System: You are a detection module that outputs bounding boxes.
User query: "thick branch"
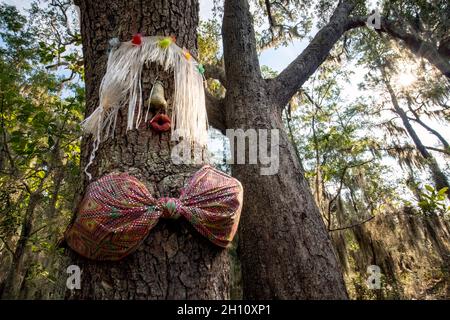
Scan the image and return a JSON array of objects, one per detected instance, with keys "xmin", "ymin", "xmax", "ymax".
[
  {"xmin": 205, "ymin": 91, "xmax": 226, "ymax": 134},
  {"xmin": 222, "ymin": 0, "xmax": 262, "ymax": 89},
  {"xmin": 346, "ymin": 16, "xmax": 450, "ymax": 79},
  {"xmin": 408, "ymin": 116, "xmax": 450, "ymax": 148},
  {"xmin": 406, "ymin": 101, "xmax": 450, "ymax": 150},
  {"xmin": 264, "ymin": 0, "xmax": 276, "ymax": 36},
  {"xmin": 270, "ymin": 0, "xmax": 356, "ymax": 108}
]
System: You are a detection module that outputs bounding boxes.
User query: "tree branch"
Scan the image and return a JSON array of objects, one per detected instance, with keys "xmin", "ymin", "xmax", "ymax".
[
  {"xmin": 346, "ymin": 15, "xmax": 450, "ymax": 79},
  {"xmin": 406, "ymin": 101, "xmax": 450, "ymax": 150},
  {"xmin": 264, "ymin": 0, "xmax": 276, "ymax": 36},
  {"xmin": 379, "ymin": 144, "xmax": 450, "ymax": 156},
  {"xmin": 327, "ymin": 158, "xmax": 374, "ymax": 230},
  {"xmin": 222, "ymin": 0, "xmax": 262, "ymax": 89},
  {"xmin": 328, "ymin": 215, "xmax": 375, "ymax": 232},
  {"xmin": 425, "ymin": 146, "xmax": 450, "ymax": 156},
  {"xmin": 269, "ymin": 0, "xmax": 357, "ymax": 109}
]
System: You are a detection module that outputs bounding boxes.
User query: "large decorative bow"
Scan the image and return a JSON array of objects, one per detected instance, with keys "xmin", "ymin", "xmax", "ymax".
[{"xmin": 64, "ymin": 165, "xmax": 243, "ymax": 260}]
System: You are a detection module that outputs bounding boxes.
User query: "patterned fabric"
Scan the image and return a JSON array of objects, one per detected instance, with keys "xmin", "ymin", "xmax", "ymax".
[{"xmin": 65, "ymin": 165, "xmax": 243, "ymax": 260}]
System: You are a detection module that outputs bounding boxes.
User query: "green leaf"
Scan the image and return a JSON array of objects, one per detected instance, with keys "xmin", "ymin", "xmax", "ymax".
[{"xmin": 437, "ymin": 187, "xmax": 448, "ymax": 196}]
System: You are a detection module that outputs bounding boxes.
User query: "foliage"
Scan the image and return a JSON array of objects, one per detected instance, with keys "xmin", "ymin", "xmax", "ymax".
[
  {"xmin": 285, "ymin": 54, "xmax": 401, "ymax": 231},
  {"xmin": 198, "ymin": 19, "xmax": 222, "ymax": 64},
  {"xmin": 0, "ymin": 1, "xmax": 83, "ymax": 297},
  {"xmin": 416, "ymin": 185, "xmax": 450, "ymax": 216}
]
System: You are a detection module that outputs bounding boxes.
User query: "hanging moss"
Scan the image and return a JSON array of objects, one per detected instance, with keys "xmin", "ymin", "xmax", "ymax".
[{"xmin": 332, "ymin": 207, "xmax": 450, "ymax": 299}]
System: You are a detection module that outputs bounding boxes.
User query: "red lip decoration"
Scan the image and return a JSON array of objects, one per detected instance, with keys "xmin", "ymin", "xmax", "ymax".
[{"xmin": 149, "ymin": 113, "xmax": 171, "ymax": 133}]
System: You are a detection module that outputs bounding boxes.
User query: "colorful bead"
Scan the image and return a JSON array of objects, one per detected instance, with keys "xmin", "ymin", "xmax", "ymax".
[
  {"xmin": 197, "ymin": 63, "xmax": 205, "ymax": 75},
  {"xmin": 158, "ymin": 37, "xmax": 172, "ymax": 49},
  {"xmin": 131, "ymin": 33, "xmax": 142, "ymax": 45},
  {"xmin": 108, "ymin": 37, "xmax": 121, "ymax": 49}
]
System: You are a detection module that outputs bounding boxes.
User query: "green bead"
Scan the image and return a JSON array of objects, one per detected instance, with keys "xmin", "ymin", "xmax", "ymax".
[
  {"xmin": 159, "ymin": 37, "xmax": 172, "ymax": 49},
  {"xmin": 197, "ymin": 63, "xmax": 205, "ymax": 75}
]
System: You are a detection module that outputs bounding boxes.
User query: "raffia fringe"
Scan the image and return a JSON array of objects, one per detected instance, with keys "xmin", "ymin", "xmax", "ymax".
[{"xmin": 82, "ymin": 36, "xmax": 208, "ymax": 179}]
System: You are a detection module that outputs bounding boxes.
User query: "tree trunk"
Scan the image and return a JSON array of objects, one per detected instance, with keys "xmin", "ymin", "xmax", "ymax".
[
  {"xmin": 384, "ymin": 78, "xmax": 450, "ymax": 200},
  {"xmin": 230, "ymin": 106, "xmax": 348, "ymax": 299},
  {"xmin": 66, "ymin": 0, "xmax": 230, "ymax": 299},
  {"xmin": 222, "ymin": 0, "xmax": 348, "ymax": 299}
]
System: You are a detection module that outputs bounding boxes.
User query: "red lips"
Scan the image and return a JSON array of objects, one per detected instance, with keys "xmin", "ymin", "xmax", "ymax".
[{"xmin": 149, "ymin": 113, "xmax": 171, "ymax": 133}]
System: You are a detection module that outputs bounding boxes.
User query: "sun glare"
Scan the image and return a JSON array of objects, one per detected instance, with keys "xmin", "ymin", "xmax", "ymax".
[
  {"xmin": 397, "ymin": 71, "xmax": 416, "ymax": 88},
  {"xmin": 393, "ymin": 60, "xmax": 418, "ymax": 89}
]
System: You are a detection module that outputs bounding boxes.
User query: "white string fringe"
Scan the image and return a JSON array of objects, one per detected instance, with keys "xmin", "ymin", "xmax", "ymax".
[{"xmin": 82, "ymin": 36, "xmax": 208, "ymax": 179}]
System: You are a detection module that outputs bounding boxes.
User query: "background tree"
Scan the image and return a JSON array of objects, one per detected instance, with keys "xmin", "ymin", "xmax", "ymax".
[{"xmin": 355, "ymin": 31, "xmax": 450, "ymax": 200}]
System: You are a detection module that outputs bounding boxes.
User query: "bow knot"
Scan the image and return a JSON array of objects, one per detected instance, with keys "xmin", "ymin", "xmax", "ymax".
[
  {"xmin": 64, "ymin": 165, "xmax": 243, "ymax": 260},
  {"xmin": 158, "ymin": 197, "xmax": 182, "ymax": 219}
]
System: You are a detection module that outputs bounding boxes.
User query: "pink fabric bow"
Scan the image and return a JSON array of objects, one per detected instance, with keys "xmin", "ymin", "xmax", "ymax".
[{"xmin": 65, "ymin": 165, "xmax": 243, "ymax": 260}]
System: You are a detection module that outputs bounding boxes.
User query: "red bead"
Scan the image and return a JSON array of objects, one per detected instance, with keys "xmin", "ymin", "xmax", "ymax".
[{"xmin": 131, "ymin": 33, "xmax": 142, "ymax": 45}]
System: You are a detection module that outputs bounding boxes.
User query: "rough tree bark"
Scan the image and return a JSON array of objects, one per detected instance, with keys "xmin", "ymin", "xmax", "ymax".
[
  {"xmin": 66, "ymin": 0, "xmax": 230, "ymax": 299},
  {"xmin": 221, "ymin": 0, "xmax": 348, "ymax": 299}
]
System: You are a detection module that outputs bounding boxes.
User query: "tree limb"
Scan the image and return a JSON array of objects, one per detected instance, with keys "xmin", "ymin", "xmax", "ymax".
[
  {"xmin": 425, "ymin": 146, "xmax": 450, "ymax": 156},
  {"xmin": 222, "ymin": 0, "xmax": 262, "ymax": 89},
  {"xmin": 264, "ymin": 0, "xmax": 276, "ymax": 39},
  {"xmin": 327, "ymin": 158, "xmax": 375, "ymax": 230},
  {"xmin": 346, "ymin": 15, "xmax": 450, "ymax": 79},
  {"xmin": 406, "ymin": 101, "xmax": 450, "ymax": 149},
  {"xmin": 328, "ymin": 215, "xmax": 375, "ymax": 232},
  {"xmin": 270, "ymin": 0, "xmax": 357, "ymax": 108}
]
